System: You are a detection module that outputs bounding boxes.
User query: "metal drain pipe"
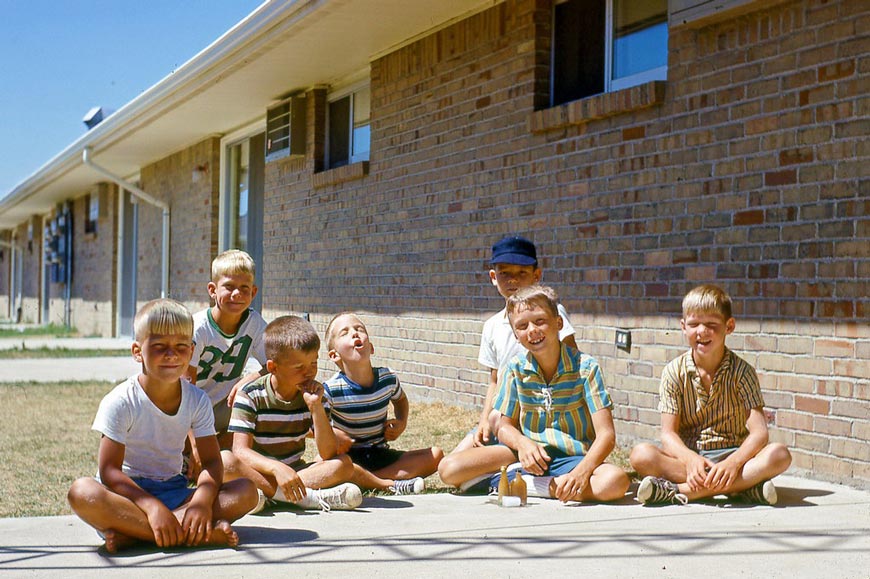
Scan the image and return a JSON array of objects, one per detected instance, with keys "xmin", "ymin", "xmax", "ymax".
[{"xmin": 82, "ymin": 147, "xmax": 169, "ymax": 298}]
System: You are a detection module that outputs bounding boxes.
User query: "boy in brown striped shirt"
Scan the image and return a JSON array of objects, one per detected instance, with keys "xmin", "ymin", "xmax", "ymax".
[
  {"xmin": 221, "ymin": 315, "xmax": 362, "ymax": 512},
  {"xmin": 629, "ymin": 285, "xmax": 791, "ymax": 505}
]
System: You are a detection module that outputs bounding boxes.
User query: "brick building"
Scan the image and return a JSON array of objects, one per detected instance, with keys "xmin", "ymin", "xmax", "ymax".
[{"xmin": 0, "ymin": 0, "xmax": 866, "ymax": 487}]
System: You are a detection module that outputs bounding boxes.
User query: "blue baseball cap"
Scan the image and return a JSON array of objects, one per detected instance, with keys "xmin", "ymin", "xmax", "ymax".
[{"xmin": 491, "ymin": 235, "xmax": 537, "ymax": 266}]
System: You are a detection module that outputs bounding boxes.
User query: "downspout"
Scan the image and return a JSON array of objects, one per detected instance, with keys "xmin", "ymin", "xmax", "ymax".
[
  {"xmin": 82, "ymin": 147, "xmax": 170, "ymax": 298},
  {"xmin": 0, "ymin": 238, "xmax": 21, "ymax": 321}
]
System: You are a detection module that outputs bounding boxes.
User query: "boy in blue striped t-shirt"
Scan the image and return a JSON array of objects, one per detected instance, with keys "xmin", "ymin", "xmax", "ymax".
[
  {"xmin": 323, "ymin": 312, "xmax": 444, "ymax": 495},
  {"xmin": 493, "ymin": 285, "xmax": 629, "ymax": 503}
]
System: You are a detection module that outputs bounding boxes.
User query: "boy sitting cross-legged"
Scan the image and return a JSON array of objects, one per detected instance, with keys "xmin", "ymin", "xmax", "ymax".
[
  {"xmin": 323, "ymin": 312, "xmax": 444, "ymax": 495},
  {"xmin": 220, "ymin": 315, "xmax": 362, "ymax": 512},
  {"xmin": 494, "ymin": 285, "xmax": 630, "ymax": 503},
  {"xmin": 439, "ymin": 235, "xmax": 578, "ymax": 491},
  {"xmin": 67, "ymin": 299, "xmax": 258, "ymax": 553},
  {"xmin": 629, "ymin": 284, "xmax": 791, "ymax": 506}
]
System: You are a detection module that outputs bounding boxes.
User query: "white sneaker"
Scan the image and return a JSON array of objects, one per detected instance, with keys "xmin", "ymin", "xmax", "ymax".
[
  {"xmin": 248, "ymin": 489, "xmax": 269, "ymax": 515},
  {"xmin": 521, "ymin": 474, "xmax": 554, "ymax": 498},
  {"xmin": 391, "ymin": 477, "xmax": 425, "ymax": 495},
  {"xmin": 295, "ymin": 483, "xmax": 362, "ymax": 512}
]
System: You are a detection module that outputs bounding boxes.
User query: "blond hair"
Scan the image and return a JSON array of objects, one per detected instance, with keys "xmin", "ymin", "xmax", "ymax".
[
  {"xmin": 682, "ymin": 284, "xmax": 733, "ymax": 320},
  {"xmin": 324, "ymin": 311, "xmax": 365, "ymax": 351},
  {"xmin": 211, "ymin": 249, "xmax": 255, "ymax": 281},
  {"xmin": 264, "ymin": 315, "xmax": 320, "ymax": 360},
  {"xmin": 133, "ymin": 298, "xmax": 193, "ymax": 342},
  {"xmin": 506, "ymin": 285, "xmax": 559, "ymax": 321}
]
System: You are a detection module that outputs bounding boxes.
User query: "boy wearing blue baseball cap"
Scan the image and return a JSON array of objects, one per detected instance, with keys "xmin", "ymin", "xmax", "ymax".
[{"xmin": 438, "ymin": 235, "xmax": 578, "ymax": 492}]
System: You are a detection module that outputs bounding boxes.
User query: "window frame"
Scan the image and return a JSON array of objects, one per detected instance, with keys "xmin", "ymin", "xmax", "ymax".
[
  {"xmin": 326, "ymin": 79, "xmax": 371, "ymax": 169},
  {"xmin": 550, "ymin": 0, "xmax": 668, "ymax": 107}
]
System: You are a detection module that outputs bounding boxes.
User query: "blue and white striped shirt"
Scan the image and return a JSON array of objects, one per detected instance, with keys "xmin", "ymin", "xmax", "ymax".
[{"xmin": 324, "ymin": 367, "xmax": 403, "ymax": 448}]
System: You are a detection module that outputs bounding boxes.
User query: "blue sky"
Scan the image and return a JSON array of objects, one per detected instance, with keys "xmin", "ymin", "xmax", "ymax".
[{"xmin": 0, "ymin": 0, "xmax": 264, "ymax": 195}]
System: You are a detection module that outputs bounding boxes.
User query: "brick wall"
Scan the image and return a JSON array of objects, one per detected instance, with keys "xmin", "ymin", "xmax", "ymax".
[
  {"xmin": 65, "ymin": 184, "xmax": 117, "ymax": 336},
  {"xmin": 138, "ymin": 137, "xmax": 221, "ymax": 312},
  {"xmin": 0, "ymin": 230, "xmax": 10, "ymax": 318},
  {"xmin": 256, "ymin": 0, "xmax": 867, "ymax": 487}
]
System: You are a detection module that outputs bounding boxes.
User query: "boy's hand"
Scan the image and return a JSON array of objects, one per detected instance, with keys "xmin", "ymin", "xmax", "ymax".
[
  {"xmin": 300, "ymin": 381, "xmax": 324, "ymax": 409},
  {"xmin": 181, "ymin": 501, "xmax": 213, "ymax": 546},
  {"xmin": 704, "ymin": 457, "xmax": 741, "ymax": 491},
  {"xmin": 334, "ymin": 428, "xmax": 355, "ymax": 454},
  {"xmin": 684, "ymin": 453, "xmax": 715, "ymax": 491},
  {"xmin": 383, "ymin": 418, "xmax": 406, "ymax": 441},
  {"xmin": 553, "ymin": 470, "xmax": 591, "ymax": 502},
  {"xmin": 275, "ymin": 464, "xmax": 307, "ymax": 503},
  {"xmin": 474, "ymin": 413, "xmax": 492, "ymax": 446},
  {"xmin": 145, "ymin": 502, "xmax": 184, "ymax": 548},
  {"xmin": 516, "ymin": 439, "xmax": 551, "ymax": 476}
]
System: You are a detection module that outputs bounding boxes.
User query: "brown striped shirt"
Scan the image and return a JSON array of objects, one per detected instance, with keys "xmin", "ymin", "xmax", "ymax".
[
  {"xmin": 229, "ymin": 375, "xmax": 327, "ymax": 468},
  {"xmin": 659, "ymin": 348, "xmax": 764, "ymax": 451}
]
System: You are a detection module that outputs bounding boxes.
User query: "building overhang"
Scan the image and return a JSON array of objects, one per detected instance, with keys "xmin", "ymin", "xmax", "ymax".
[{"xmin": 0, "ymin": 0, "xmax": 498, "ymax": 229}]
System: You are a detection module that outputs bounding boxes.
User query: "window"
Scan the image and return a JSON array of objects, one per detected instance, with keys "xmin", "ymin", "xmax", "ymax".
[
  {"xmin": 221, "ymin": 130, "xmax": 265, "ymax": 310},
  {"xmin": 85, "ymin": 192, "xmax": 99, "ymax": 234},
  {"xmin": 327, "ymin": 84, "xmax": 370, "ymax": 169},
  {"xmin": 227, "ymin": 140, "xmax": 250, "ymax": 250},
  {"xmin": 266, "ymin": 95, "xmax": 306, "ymax": 160},
  {"xmin": 551, "ymin": 0, "xmax": 667, "ymax": 107}
]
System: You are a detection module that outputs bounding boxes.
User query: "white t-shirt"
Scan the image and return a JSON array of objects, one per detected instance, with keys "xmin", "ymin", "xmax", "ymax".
[
  {"xmin": 478, "ymin": 303, "xmax": 576, "ymax": 370},
  {"xmin": 191, "ymin": 307, "xmax": 268, "ymax": 405},
  {"xmin": 92, "ymin": 375, "xmax": 215, "ymax": 480}
]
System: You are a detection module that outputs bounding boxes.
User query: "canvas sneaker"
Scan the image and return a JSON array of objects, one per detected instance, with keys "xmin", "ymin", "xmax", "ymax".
[
  {"xmin": 637, "ymin": 476, "xmax": 689, "ymax": 505},
  {"xmin": 458, "ymin": 472, "xmax": 494, "ymax": 495},
  {"xmin": 248, "ymin": 489, "xmax": 273, "ymax": 515},
  {"xmin": 296, "ymin": 483, "xmax": 363, "ymax": 512},
  {"xmin": 730, "ymin": 480, "xmax": 777, "ymax": 505},
  {"xmin": 391, "ymin": 477, "xmax": 425, "ymax": 495}
]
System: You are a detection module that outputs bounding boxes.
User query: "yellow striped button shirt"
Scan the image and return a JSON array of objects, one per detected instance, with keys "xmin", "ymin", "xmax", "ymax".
[
  {"xmin": 494, "ymin": 344, "xmax": 612, "ymax": 456},
  {"xmin": 659, "ymin": 348, "xmax": 764, "ymax": 451}
]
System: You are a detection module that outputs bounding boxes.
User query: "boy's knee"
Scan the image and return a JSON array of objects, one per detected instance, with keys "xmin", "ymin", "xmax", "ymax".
[
  {"xmin": 437, "ymin": 455, "xmax": 462, "ymax": 487},
  {"xmin": 431, "ymin": 446, "xmax": 445, "ymax": 464},
  {"xmin": 628, "ymin": 443, "xmax": 658, "ymax": 472},
  {"xmin": 335, "ymin": 453, "xmax": 355, "ymax": 477},
  {"xmin": 596, "ymin": 465, "xmax": 630, "ymax": 501},
  {"xmin": 221, "ymin": 449, "xmax": 241, "ymax": 475},
  {"xmin": 67, "ymin": 477, "xmax": 101, "ymax": 511},
  {"xmin": 768, "ymin": 443, "xmax": 792, "ymax": 473}
]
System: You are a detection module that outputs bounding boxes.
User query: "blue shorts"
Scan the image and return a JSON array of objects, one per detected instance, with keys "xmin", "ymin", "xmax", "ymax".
[
  {"xmin": 131, "ymin": 474, "xmax": 194, "ymax": 510},
  {"xmin": 700, "ymin": 447, "xmax": 739, "ymax": 463},
  {"xmin": 532, "ymin": 446, "xmax": 584, "ymax": 477}
]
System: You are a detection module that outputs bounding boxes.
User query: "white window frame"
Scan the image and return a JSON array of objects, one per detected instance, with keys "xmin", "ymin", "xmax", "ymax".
[
  {"xmin": 326, "ymin": 77, "xmax": 371, "ymax": 169},
  {"xmin": 552, "ymin": 0, "xmax": 668, "ymax": 104},
  {"xmin": 218, "ymin": 119, "xmax": 265, "ymax": 251}
]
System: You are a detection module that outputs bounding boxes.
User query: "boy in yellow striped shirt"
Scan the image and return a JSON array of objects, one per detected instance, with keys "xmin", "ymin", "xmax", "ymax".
[
  {"xmin": 493, "ymin": 285, "xmax": 629, "ymax": 503},
  {"xmin": 630, "ymin": 284, "xmax": 792, "ymax": 505}
]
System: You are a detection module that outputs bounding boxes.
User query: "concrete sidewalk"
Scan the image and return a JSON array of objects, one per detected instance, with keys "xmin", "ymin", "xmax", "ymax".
[
  {"xmin": 2, "ymin": 337, "xmax": 868, "ymax": 577},
  {"xmin": 0, "ymin": 336, "xmax": 138, "ymax": 383},
  {"xmin": 1, "ymin": 475, "xmax": 868, "ymax": 578}
]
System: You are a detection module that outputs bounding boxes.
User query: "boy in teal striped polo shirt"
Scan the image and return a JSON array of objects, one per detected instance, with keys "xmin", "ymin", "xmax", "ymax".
[{"xmin": 494, "ymin": 285, "xmax": 630, "ymax": 503}]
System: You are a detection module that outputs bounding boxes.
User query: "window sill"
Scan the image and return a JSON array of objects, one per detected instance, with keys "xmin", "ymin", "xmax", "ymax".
[
  {"xmin": 313, "ymin": 161, "xmax": 369, "ymax": 188},
  {"xmin": 528, "ymin": 81, "xmax": 666, "ymax": 134}
]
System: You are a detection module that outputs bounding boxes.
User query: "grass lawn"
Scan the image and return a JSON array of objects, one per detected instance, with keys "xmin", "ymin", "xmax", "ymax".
[
  {"xmin": 0, "ymin": 323, "xmax": 76, "ymax": 338},
  {"xmin": 0, "ymin": 381, "xmax": 632, "ymax": 518}
]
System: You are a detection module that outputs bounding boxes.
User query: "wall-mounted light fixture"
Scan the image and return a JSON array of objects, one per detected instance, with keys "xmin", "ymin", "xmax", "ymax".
[{"xmin": 192, "ymin": 162, "xmax": 209, "ymax": 183}]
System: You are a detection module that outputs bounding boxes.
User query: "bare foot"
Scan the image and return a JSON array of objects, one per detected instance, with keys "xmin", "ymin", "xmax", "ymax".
[
  {"xmin": 103, "ymin": 530, "xmax": 138, "ymax": 553},
  {"xmin": 206, "ymin": 520, "xmax": 239, "ymax": 548}
]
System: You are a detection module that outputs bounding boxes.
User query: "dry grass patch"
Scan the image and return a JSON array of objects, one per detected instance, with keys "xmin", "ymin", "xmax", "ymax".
[
  {"xmin": 1, "ymin": 383, "xmax": 631, "ymax": 517},
  {"xmin": 0, "ymin": 382, "xmax": 106, "ymax": 517}
]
